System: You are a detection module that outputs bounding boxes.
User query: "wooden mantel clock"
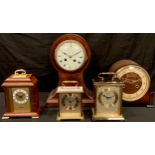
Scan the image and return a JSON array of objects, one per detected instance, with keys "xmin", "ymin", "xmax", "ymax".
[
  {"xmin": 109, "ymin": 60, "xmax": 151, "ymax": 105},
  {"xmin": 46, "ymin": 34, "xmax": 93, "ymax": 107},
  {"xmin": 1, "ymin": 69, "xmax": 40, "ymax": 119}
]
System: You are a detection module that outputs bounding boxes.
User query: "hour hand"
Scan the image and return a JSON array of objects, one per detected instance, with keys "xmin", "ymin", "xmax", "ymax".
[{"xmin": 62, "ymin": 52, "xmax": 70, "ymax": 57}]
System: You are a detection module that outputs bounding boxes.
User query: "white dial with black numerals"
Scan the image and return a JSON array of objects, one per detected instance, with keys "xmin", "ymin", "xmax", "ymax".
[
  {"xmin": 13, "ymin": 89, "xmax": 29, "ymax": 104},
  {"xmin": 55, "ymin": 40, "xmax": 87, "ymax": 71}
]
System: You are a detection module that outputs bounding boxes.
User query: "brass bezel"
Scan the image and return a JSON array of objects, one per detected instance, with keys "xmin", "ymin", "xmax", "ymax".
[{"xmin": 116, "ymin": 65, "xmax": 150, "ymax": 101}]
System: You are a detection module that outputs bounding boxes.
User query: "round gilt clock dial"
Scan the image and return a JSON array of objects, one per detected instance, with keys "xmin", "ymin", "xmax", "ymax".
[
  {"xmin": 116, "ymin": 65, "xmax": 150, "ymax": 101},
  {"xmin": 13, "ymin": 88, "xmax": 29, "ymax": 104},
  {"xmin": 55, "ymin": 40, "xmax": 87, "ymax": 72},
  {"xmin": 98, "ymin": 88, "xmax": 118, "ymax": 109}
]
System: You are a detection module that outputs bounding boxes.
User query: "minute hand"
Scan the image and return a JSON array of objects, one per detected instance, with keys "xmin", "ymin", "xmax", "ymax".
[{"xmin": 70, "ymin": 51, "xmax": 82, "ymax": 57}]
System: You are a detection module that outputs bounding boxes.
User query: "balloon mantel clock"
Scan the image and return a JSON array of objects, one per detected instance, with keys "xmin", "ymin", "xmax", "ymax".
[{"xmin": 46, "ymin": 34, "xmax": 93, "ymax": 107}]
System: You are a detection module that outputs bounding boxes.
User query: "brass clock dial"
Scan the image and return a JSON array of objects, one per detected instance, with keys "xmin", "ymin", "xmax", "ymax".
[
  {"xmin": 116, "ymin": 65, "xmax": 150, "ymax": 101},
  {"xmin": 9, "ymin": 87, "xmax": 31, "ymax": 113},
  {"xmin": 55, "ymin": 40, "xmax": 87, "ymax": 71},
  {"xmin": 61, "ymin": 93, "xmax": 80, "ymax": 110},
  {"xmin": 13, "ymin": 88, "xmax": 29, "ymax": 104},
  {"xmin": 98, "ymin": 88, "xmax": 118, "ymax": 109}
]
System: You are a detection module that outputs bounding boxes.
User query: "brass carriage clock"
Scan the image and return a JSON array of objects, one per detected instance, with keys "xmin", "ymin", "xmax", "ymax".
[
  {"xmin": 57, "ymin": 81, "xmax": 84, "ymax": 120},
  {"xmin": 46, "ymin": 34, "xmax": 93, "ymax": 107},
  {"xmin": 92, "ymin": 73, "xmax": 125, "ymax": 120},
  {"xmin": 109, "ymin": 60, "xmax": 151, "ymax": 105},
  {"xmin": 2, "ymin": 69, "xmax": 40, "ymax": 119}
]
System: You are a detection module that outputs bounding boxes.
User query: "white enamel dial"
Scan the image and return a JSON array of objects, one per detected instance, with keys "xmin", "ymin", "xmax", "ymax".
[
  {"xmin": 13, "ymin": 88, "xmax": 29, "ymax": 104},
  {"xmin": 55, "ymin": 40, "xmax": 87, "ymax": 71}
]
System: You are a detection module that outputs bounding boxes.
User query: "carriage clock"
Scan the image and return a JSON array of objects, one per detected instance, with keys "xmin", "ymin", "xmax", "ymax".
[
  {"xmin": 109, "ymin": 60, "xmax": 151, "ymax": 105},
  {"xmin": 1, "ymin": 69, "xmax": 40, "ymax": 119},
  {"xmin": 92, "ymin": 72, "xmax": 125, "ymax": 120},
  {"xmin": 46, "ymin": 34, "xmax": 93, "ymax": 107},
  {"xmin": 57, "ymin": 81, "xmax": 84, "ymax": 121}
]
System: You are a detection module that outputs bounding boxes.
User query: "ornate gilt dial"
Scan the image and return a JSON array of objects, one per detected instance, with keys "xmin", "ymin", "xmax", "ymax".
[
  {"xmin": 55, "ymin": 40, "xmax": 87, "ymax": 71},
  {"xmin": 98, "ymin": 88, "xmax": 118, "ymax": 109},
  {"xmin": 12, "ymin": 88, "xmax": 29, "ymax": 104},
  {"xmin": 61, "ymin": 93, "xmax": 80, "ymax": 110},
  {"xmin": 116, "ymin": 65, "xmax": 150, "ymax": 101}
]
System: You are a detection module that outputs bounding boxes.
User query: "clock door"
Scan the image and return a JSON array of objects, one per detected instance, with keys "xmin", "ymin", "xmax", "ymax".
[{"xmin": 9, "ymin": 87, "xmax": 31, "ymax": 113}]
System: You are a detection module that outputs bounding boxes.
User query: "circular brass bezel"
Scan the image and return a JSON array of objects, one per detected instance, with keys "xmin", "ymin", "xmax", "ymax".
[{"xmin": 116, "ymin": 65, "xmax": 150, "ymax": 101}]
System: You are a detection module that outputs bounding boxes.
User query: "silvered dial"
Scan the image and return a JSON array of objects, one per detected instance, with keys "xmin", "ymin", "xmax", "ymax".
[
  {"xmin": 98, "ymin": 88, "xmax": 117, "ymax": 109},
  {"xmin": 55, "ymin": 40, "xmax": 86, "ymax": 71}
]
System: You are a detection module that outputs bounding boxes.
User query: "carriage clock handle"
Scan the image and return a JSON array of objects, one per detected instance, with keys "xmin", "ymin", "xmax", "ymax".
[{"xmin": 98, "ymin": 72, "xmax": 117, "ymax": 81}]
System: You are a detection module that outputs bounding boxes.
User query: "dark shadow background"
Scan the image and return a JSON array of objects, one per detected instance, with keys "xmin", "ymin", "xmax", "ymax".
[{"xmin": 0, "ymin": 33, "xmax": 155, "ymax": 92}]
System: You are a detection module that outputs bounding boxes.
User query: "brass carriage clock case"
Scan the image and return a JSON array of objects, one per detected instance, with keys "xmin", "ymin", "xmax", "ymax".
[
  {"xmin": 57, "ymin": 81, "xmax": 84, "ymax": 121},
  {"xmin": 92, "ymin": 73, "xmax": 125, "ymax": 121},
  {"xmin": 2, "ymin": 69, "xmax": 40, "ymax": 119}
]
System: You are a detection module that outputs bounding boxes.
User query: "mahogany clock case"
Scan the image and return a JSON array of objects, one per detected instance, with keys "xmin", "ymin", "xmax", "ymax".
[
  {"xmin": 1, "ymin": 72, "xmax": 40, "ymax": 119},
  {"xmin": 46, "ymin": 34, "xmax": 93, "ymax": 107}
]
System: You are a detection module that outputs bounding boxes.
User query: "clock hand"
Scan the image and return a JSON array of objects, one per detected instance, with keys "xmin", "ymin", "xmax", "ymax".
[
  {"xmin": 103, "ymin": 94, "xmax": 114, "ymax": 99},
  {"xmin": 16, "ymin": 94, "xmax": 24, "ymax": 99},
  {"xmin": 62, "ymin": 52, "xmax": 70, "ymax": 57},
  {"xmin": 70, "ymin": 51, "xmax": 82, "ymax": 57}
]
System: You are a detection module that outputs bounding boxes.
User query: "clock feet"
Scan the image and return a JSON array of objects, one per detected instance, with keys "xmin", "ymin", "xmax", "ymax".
[
  {"xmin": 2, "ymin": 116, "xmax": 9, "ymax": 120},
  {"xmin": 32, "ymin": 116, "xmax": 39, "ymax": 119}
]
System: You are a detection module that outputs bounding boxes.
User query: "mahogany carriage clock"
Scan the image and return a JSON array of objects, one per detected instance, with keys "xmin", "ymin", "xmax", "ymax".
[
  {"xmin": 1, "ymin": 69, "xmax": 40, "ymax": 119},
  {"xmin": 46, "ymin": 34, "xmax": 93, "ymax": 107}
]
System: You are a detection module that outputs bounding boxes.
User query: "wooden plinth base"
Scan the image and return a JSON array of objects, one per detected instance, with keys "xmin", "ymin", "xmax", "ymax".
[
  {"xmin": 92, "ymin": 108, "xmax": 125, "ymax": 121},
  {"xmin": 2, "ymin": 108, "xmax": 40, "ymax": 119}
]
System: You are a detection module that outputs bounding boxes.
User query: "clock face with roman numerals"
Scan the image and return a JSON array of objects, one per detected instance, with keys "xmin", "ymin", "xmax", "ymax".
[
  {"xmin": 55, "ymin": 40, "xmax": 87, "ymax": 71},
  {"xmin": 13, "ymin": 88, "xmax": 29, "ymax": 104}
]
